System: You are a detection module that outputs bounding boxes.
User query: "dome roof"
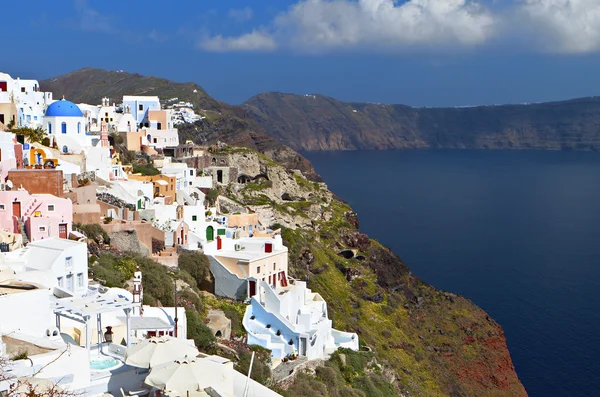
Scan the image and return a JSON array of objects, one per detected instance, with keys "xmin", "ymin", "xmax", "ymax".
[{"xmin": 45, "ymin": 99, "xmax": 83, "ymax": 117}]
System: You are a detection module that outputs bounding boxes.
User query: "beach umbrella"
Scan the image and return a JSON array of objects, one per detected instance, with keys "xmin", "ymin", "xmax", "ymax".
[
  {"xmin": 124, "ymin": 336, "xmax": 199, "ymax": 368},
  {"xmin": 13, "ymin": 377, "xmax": 62, "ymax": 396},
  {"xmin": 144, "ymin": 356, "xmax": 233, "ymax": 396}
]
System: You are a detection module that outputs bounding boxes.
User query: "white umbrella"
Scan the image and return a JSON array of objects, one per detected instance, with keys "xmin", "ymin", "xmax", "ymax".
[
  {"xmin": 145, "ymin": 356, "xmax": 233, "ymax": 395},
  {"xmin": 124, "ymin": 336, "xmax": 199, "ymax": 368},
  {"xmin": 13, "ymin": 377, "xmax": 62, "ymax": 396}
]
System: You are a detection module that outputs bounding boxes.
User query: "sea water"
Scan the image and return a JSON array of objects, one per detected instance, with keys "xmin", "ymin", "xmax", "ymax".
[{"xmin": 305, "ymin": 150, "xmax": 600, "ymax": 397}]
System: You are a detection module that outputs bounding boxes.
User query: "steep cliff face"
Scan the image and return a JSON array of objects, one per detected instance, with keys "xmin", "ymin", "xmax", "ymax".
[
  {"xmin": 243, "ymin": 92, "xmax": 600, "ymax": 151},
  {"xmin": 223, "ymin": 146, "xmax": 527, "ymax": 396}
]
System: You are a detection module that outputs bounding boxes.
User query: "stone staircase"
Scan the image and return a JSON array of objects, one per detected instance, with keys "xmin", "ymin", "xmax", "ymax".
[{"xmin": 17, "ymin": 217, "xmax": 29, "ymax": 245}]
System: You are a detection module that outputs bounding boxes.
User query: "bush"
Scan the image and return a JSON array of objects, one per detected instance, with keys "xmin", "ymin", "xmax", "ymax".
[
  {"xmin": 205, "ymin": 189, "xmax": 219, "ymax": 206},
  {"xmin": 133, "ymin": 164, "xmax": 160, "ymax": 176},
  {"xmin": 178, "ymin": 251, "xmax": 210, "ymax": 287},
  {"xmin": 90, "ymin": 253, "xmax": 128, "ymax": 287},
  {"xmin": 179, "ymin": 289, "xmax": 202, "ymax": 311},
  {"xmin": 136, "ymin": 255, "xmax": 175, "ymax": 306},
  {"xmin": 235, "ymin": 345, "xmax": 272, "ymax": 385},
  {"xmin": 283, "ymin": 372, "xmax": 329, "ymax": 397},
  {"xmin": 223, "ymin": 308, "xmax": 243, "ymax": 336},
  {"xmin": 186, "ymin": 308, "xmax": 216, "ymax": 353},
  {"xmin": 75, "ymin": 223, "xmax": 110, "ymax": 244},
  {"xmin": 152, "ymin": 238, "xmax": 165, "ymax": 254}
]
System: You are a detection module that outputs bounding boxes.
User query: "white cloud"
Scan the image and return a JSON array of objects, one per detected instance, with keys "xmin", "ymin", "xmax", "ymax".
[
  {"xmin": 518, "ymin": 0, "xmax": 600, "ymax": 53},
  {"xmin": 275, "ymin": 0, "xmax": 497, "ymax": 50},
  {"xmin": 73, "ymin": 0, "xmax": 114, "ymax": 33},
  {"xmin": 199, "ymin": 0, "xmax": 496, "ymax": 53},
  {"xmin": 228, "ymin": 7, "xmax": 254, "ymax": 22},
  {"xmin": 199, "ymin": 30, "xmax": 277, "ymax": 52}
]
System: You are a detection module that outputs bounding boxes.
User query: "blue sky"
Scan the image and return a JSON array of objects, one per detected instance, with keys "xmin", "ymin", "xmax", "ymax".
[{"xmin": 4, "ymin": 0, "xmax": 600, "ymax": 106}]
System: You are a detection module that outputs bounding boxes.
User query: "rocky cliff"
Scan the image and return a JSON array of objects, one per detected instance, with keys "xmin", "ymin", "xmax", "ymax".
[
  {"xmin": 222, "ymin": 146, "xmax": 527, "ymax": 396},
  {"xmin": 243, "ymin": 92, "xmax": 600, "ymax": 151}
]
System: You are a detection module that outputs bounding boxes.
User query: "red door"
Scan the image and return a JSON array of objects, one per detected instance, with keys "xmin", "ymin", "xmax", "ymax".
[
  {"xmin": 12, "ymin": 202, "xmax": 21, "ymax": 218},
  {"xmin": 59, "ymin": 223, "xmax": 67, "ymax": 239},
  {"xmin": 249, "ymin": 281, "xmax": 256, "ymax": 297}
]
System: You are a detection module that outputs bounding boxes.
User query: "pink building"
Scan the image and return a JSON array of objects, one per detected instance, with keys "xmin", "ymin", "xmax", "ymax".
[{"xmin": 0, "ymin": 190, "xmax": 73, "ymax": 242}]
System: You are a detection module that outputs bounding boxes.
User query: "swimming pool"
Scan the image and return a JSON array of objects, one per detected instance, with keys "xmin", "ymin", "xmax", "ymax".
[{"xmin": 90, "ymin": 358, "xmax": 121, "ymax": 371}]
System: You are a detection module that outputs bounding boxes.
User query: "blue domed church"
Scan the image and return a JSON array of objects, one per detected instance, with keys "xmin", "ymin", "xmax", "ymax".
[{"xmin": 43, "ymin": 99, "xmax": 90, "ymax": 153}]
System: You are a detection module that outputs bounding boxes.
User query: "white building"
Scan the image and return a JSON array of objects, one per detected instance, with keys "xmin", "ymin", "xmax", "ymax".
[
  {"xmin": 243, "ymin": 280, "xmax": 359, "ymax": 361},
  {"xmin": 43, "ymin": 99, "xmax": 94, "ymax": 153},
  {"xmin": 0, "ymin": 72, "xmax": 53, "ymax": 128},
  {"xmin": 159, "ymin": 158, "xmax": 195, "ymax": 194},
  {"xmin": 204, "ymin": 235, "xmax": 289, "ymax": 300},
  {"xmin": 122, "ymin": 95, "xmax": 160, "ymax": 127},
  {"xmin": 0, "ymin": 238, "xmax": 89, "ymax": 296}
]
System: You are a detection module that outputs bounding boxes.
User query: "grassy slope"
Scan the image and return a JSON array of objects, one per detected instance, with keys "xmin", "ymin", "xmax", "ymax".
[{"xmin": 223, "ymin": 151, "xmax": 527, "ymax": 397}]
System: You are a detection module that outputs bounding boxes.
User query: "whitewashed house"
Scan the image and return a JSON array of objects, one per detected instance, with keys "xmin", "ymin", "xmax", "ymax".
[
  {"xmin": 243, "ymin": 280, "xmax": 359, "ymax": 361},
  {"xmin": 0, "ymin": 238, "xmax": 88, "ymax": 296}
]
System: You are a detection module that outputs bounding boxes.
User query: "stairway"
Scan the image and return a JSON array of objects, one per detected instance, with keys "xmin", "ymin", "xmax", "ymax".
[{"xmin": 17, "ymin": 217, "xmax": 29, "ymax": 245}]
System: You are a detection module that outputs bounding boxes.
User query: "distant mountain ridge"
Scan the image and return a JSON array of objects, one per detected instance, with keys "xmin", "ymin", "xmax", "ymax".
[
  {"xmin": 40, "ymin": 68, "xmax": 315, "ymax": 175},
  {"xmin": 242, "ymin": 92, "xmax": 600, "ymax": 151}
]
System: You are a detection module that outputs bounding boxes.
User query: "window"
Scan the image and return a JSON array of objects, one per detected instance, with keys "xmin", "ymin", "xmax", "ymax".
[
  {"xmin": 189, "ymin": 182, "xmax": 192, "ymax": 186},
  {"xmin": 77, "ymin": 273, "xmax": 84, "ymax": 287},
  {"xmin": 38, "ymin": 226, "xmax": 46, "ymax": 232},
  {"xmin": 48, "ymin": 204, "xmax": 55, "ymax": 212},
  {"xmin": 273, "ymin": 263, "xmax": 276, "ymax": 271},
  {"xmin": 157, "ymin": 122, "xmax": 162, "ymax": 130},
  {"xmin": 48, "ymin": 123, "xmax": 52, "ymax": 134},
  {"xmin": 189, "ymin": 170, "xmax": 193, "ymax": 176},
  {"xmin": 61, "ymin": 122, "xmax": 67, "ymax": 134},
  {"xmin": 192, "ymin": 215, "xmax": 197, "ymax": 221},
  {"xmin": 257, "ymin": 266, "xmax": 261, "ymax": 274},
  {"xmin": 153, "ymin": 138, "xmax": 157, "ymax": 143},
  {"xmin": 21, "ymin": 87, "xmax": 25, "ymax": 93},
  {"xmin": 57, "ymin": 277, "xmax": 63, "ymax": 287},
  {"xmin": 0, "ymin": 204, "xmax": 5, "ymax": 211},
  {"xmin": 139, "ymin": 104, "xmax": 144, "ymax": 111},
  {"xmin": 65, "ymin": 256, "xmax": 72, "ymax": 269},
  {"xmin": 77, "ymin": 122, "xmax": 81, "ymax": 134},
  {"xmin": 34, "ymin": 116, "xmax": 37, "ymax": 120}
]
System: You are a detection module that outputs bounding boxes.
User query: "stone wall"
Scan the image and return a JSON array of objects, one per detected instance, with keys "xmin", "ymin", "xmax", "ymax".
[
  {"xmin": 8, "ymin": 169, "xmax": 64, "ymax": 196},
  {"xmin": 101, "ymin": 221, "xmax": 165, "ymax": 256}
]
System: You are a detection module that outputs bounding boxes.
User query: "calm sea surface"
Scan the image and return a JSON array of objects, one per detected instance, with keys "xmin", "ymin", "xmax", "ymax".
[{"xmin": 304, "ymin": 150, "xmax": 600, "ymax": 397}]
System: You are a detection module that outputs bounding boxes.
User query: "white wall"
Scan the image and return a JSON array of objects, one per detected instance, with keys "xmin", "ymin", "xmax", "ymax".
[{"xmin": 0, "ymin": 289, "xmax": 55, "ymax": 336}]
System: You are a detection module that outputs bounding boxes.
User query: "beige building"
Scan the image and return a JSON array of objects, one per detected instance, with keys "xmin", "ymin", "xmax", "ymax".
[{"xmin": 205, "ymin": 235, "xmax": 289, "ymax": 300}]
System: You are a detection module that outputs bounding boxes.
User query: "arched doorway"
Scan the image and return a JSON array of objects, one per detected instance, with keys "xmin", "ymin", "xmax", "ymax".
[
  {"xmin": 215, "ymin": 330, "xmax": 222, "ymax": 338},
  {"xmin": 206, "ymin": 226, "xmax": 214, "ymax": 242}
]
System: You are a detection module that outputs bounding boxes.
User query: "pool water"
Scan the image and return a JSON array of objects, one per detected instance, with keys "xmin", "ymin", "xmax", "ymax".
[{"xmin": 90, "ymin": 358, "xmax": 120, "ymax": 370}]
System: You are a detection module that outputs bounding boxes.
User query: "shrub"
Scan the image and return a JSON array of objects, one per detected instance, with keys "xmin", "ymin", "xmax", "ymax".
[
  {"xmin": 205, "ymin": 189, "xmax": 219, "ymax": 206},
  {"xmin": 178, "ymin": 251, "xmax": 210, "ymax": 287},
  {"xmin": 179, "ymin": 289, "xmax": 202, "ymax": 311},
  {"xmin": 186, "ymin": 308, "xmax": 216, "ymax": 353},
  {"xmin": 235, "ymin": 345, "xmax": 272, "ymax": 385},
  {"xmin": 75, "ymin": 223, "xmax": 110, "ymax": 244},
  {"xmin": 133, "ymin": 164, "xmax": 160, "ymax": 176},
  {"xmin": 114, "ymin": 258, "xmax": 137, "ymax": 280},
  {"xmin": 223, "ymin": 308, "xmax": 243, "ymax": 336},
  {"xmin": 152, "ymin": 238, "xmax": 165, "ymax": 254}
]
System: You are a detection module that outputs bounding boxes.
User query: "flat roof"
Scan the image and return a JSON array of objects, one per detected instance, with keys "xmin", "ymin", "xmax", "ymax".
[
  {"xmin": 28, "ymin": 238, "xmax": 85, "ymax": 250},
  {"xmin": 118, "ymin": 316, "xmax": 171, "ymax": 330},
  {"xmin": 54, "ymin": 293, "xmax": 138, "ymax": 319}
]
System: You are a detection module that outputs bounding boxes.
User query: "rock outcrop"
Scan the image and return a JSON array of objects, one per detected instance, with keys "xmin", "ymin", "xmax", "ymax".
[{"xmin": 244, "ymin": 92, "xmax": 600, "ymax": 152}]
